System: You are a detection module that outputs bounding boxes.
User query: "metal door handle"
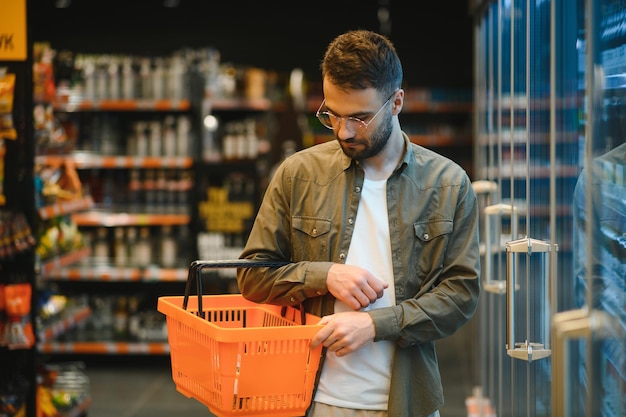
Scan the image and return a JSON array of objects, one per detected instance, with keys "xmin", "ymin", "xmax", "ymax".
[
  {"xmin": 505, "ymin": 237, "xmax": 557, "ymax": 361},
  {"xmin": 483, "ymin": 203, "xmax": 520, "ymax": 294},
  {"xmin": 551, "ymin": 308, "xmax": 619, "ymax": 417}
]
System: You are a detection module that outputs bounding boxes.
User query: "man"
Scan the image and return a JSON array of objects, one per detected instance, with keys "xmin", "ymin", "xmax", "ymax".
[
  {"xmin": 237, "ymin": 29, "xmax": 481, "ymax": 417},
  {"xmin": 572, "ymin": 140, "xmax": 626, "ymax": 415}
]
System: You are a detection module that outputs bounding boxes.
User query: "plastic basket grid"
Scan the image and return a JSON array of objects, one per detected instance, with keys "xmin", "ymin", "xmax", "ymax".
[{"xmin": 158, "ymin": 294, "xmax": 323, "ymax": 417}]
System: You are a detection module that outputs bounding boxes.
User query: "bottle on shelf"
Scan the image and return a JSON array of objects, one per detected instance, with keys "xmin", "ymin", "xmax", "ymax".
[
  {"xmin": 176, "ymin": 115, "xmax": 191, "ymax": 157},
  {"xmin": 127, "ymin": 169, "xmax": 143, "ymax": 212},
  {"xmin": 176, "ymin": 225, "xmax": 190, "ymax": 263},
  {"xmin": 149, "ymin": 120, "xmax": 162, "ymax": 157},
  {"xmin": 92, "ymin": 226, "xmax": 109, "ymax": 266},
  {"xmin": 113, "ymin": 227, "xmax": 128, "ymax": 268},
  {"xmin": 134, "ymin": 121, "xmax": 148, "ymax": 157},
  {"xmin": 126, "ymin": 227, "xmax": 137, "ymax": 266},
  {"xmin": 113, "ymin": 296, "xmax": 129, "ymax": 340},
  {"xmin": 155, "ymin": 169, "xmax": 167, "ymax": 209},
  {"xmin": 133, "ymin": 227, "xmax": 152, "ymax": 268},
  {"xmin": 165, "ymin": 170, "xmax": 178, "ymax": 213},
  {"xmin": 139, "ymin": 58, "xmax": 152, "ymax": 100},
  {"xmin": 127, "ymin": 296, "xmax": 141, "ymax": 340},
  {"xmin": 163, "ymin": 116, "xmax": 177, "ymax": 157},
  {"xmin": 176, "ymin": 170, "xmax": 193, "ymax": 214},
  {"xmin": 143, "ymin": 169, "xmax": 156, "ymax": 212},
  {"xmin": 121, "ymin": 56, "xmax": 135, "ymax": 100},
  {"xmin": 160, "ymin": 225, "xmax": 177, "ymax": 268}
]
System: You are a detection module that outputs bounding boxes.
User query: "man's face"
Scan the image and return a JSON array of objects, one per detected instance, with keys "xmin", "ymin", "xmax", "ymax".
[
  {"xmin": 320, "ymin": 84, "xmax": 394, "ymax": 161},
  {"xmin": 335, "ymin": 105, "xmax": 393, "ymax": 160}
]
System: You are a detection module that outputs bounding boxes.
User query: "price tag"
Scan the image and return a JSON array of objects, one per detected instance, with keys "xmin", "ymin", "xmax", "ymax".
[{"xmin": 0, "ymin": 0, "xmax": 27, "ymax": 61}]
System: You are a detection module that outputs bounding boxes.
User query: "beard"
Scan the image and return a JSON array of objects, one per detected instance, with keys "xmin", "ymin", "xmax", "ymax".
[{"xmin": 337, "ymin": 109, "xmax": 393, "ymax": 160}]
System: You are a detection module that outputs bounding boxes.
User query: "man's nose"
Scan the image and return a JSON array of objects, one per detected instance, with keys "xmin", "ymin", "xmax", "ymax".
[{"xmin": 335, "ymin": 120, "xmax": 355, "ymax": 140}]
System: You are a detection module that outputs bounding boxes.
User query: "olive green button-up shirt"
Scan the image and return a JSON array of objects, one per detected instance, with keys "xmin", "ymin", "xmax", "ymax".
[{"xmin": 238, "ymin": 133, "xmax": 481, "ymax": 417}]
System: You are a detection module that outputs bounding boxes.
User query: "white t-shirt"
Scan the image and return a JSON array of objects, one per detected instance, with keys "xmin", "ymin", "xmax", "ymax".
[{"xmin": 314, "ymin": 178, "xmax": 396, "ymax": 410}]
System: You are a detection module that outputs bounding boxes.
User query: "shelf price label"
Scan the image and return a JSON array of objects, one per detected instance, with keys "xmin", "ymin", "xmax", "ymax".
[{"xmin": 0, "ymin": 0, "xmax": 26, "ymax": 61}]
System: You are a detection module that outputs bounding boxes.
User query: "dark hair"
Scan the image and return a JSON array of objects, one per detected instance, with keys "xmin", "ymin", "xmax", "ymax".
[{"xmin": 321, "ymin": 30, "xmax": 403, "ymax": 99}]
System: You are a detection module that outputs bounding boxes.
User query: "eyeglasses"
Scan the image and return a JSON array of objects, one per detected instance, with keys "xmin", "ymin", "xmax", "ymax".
[{"xmin": 315, "ymin": 91, "xmax": 396, "ymax": 134}]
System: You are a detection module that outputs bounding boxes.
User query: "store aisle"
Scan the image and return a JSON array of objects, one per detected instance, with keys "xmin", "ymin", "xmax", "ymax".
[
  {"xmin": 84, "ymin": 324, "xmax": 475, "ymax": 417},
  {"xmin": 84, "ymin": 356, "xmax": 216, "ymax": 417},
  {"xmin": 436, "ymin": 315, "xmax": 478, "ymax": 416}
]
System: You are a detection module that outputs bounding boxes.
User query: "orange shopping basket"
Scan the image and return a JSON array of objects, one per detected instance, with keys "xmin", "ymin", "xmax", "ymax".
[{"xmin": 157, "ymin": 260, "xmax": 324, "ymax": 417}]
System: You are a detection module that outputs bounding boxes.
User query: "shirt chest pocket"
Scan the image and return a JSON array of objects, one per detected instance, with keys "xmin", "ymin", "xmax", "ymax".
[
  {"xmin": 414, "ymin": 220, "xmax": 453, "ymax": 242},
  {"xmin": 291, "ymin": 216, "xmax": 332, "ymax": 261},
  {"xmin": 413, "ymin": 220, "xmax": 453, "ymax": 277}
]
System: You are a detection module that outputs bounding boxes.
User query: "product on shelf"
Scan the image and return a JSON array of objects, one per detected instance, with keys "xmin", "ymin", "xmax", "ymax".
[
  {"xmin": 0, "ymin": 70, "xmax": 17, "ymax": 141},
  {"xmin": 0, "ymin": 371, "xmax": 28, "ymax": 417},
  {"xmin": 36, "ymin": 216, "xmax": 85, "ymax": 262},
  {"xmin": 1, "ymin": 283, "xmax": 35, "ymax": 348},
  {"xmin": 37, "ymin": 362, "xmax": 90, "ymax": 416},
  {"xmin": 0, "ymin": 211, "xmax": 36, "ymax": 260}
]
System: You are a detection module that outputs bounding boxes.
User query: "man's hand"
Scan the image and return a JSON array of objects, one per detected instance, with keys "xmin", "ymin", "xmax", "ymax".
[
  {"xmin": 311, "ymin": 311, "xmax": 375, "ymax": 356},
  {"xmin": 326, "ymin": 264, "xmax": 388, "ymax": 310}
]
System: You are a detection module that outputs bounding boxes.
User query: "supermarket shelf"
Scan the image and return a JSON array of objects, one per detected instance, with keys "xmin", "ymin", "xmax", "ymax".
[
  {"xmin": 40, "ymin": 247, "xmax": 91, "ymax": 276},
  {"xmin": 43, "ymin": 266, "xmax": 189, "ymax": 282},
  {"xmin": 72, "ymin": 212, "xmax": 191, "ymax": 227},
  {"xmin": 206, "ymin": 96, "xmax": 273, "ymax": 111},
  {"xmin": 402, "ymin": 101, "xmax": 473, "ymax": 113},
  {"xmin": 38, "ymin": 341, "xmax": 170, "ymax": 355},
  {"xmin": 39, "ymin": 305, "xmax": 92, "ymax": 343},
  {"xmin": 54, "ymin": 98, "xmax": 191, "ymax": 112},
  {"xmin": 38, "ymin": 196, "xmax": 94, "ymax": 220},
  {"xmin": 36, "ymin": 154, "xmax": 194, "ymax": 170},
  {"xmin": 409, "ymin": 134, "xmax": 472, "ymax": 147}
]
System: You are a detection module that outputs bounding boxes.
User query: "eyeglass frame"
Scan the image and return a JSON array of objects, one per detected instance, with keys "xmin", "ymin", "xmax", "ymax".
[{"xmin": 315, "ymin": 90, "xmax": 398, "ymax": 134}]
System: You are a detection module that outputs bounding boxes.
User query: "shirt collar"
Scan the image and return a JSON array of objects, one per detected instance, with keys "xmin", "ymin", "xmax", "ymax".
[{"xmin": 339, "ymin": 131, "xmax": 412, "ymax": 173}]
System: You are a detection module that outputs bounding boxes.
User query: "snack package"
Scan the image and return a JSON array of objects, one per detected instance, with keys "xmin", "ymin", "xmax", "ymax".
[
  {"xmin": 33, "ymin": 42, "xmax": 56, "ymax": 103},
  {"xmin": 2, "ymin": 283, "xmax": 35, "ymax": 348},
  {"xmin": 0, "ymin": 70, "xmax": 17, "ymax": 140},
  {"xmin": 0, "ymin": 138, "xmax": 5, "ymax": 206},
  {"xmin": 0, "ymin": 69, "xmax": 16, "ymax": 206},
  {"xmin": 0, "ymin": 284, "xmax": 5, "ymax": 345}
]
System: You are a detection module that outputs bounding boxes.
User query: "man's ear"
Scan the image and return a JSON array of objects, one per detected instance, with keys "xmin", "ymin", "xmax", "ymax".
[{"xmin": 391, "ymin": 89, "xmax": 404, "ymax": 115}]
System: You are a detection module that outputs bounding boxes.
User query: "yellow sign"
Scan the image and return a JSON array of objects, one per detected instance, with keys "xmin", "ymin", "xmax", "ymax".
[{"xmin": 0, "ymin": 0, "xmax": 27, "ymax": 61}]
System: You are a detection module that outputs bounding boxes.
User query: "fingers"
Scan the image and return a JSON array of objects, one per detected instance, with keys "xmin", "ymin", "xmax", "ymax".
[
  {"xmin": 310, "ymin": 320, "xmax": 349, "ymax": 355},
  {"xmin": 349, "ymin": 277, "xmax": 389, "ymax": 309},
  {"xmin": 310, "ymin": 319, "xmax": 333, "ymax": 349},
  {"xmin": 364, "ymin": 276, "xmax": 389, "ymax": 301},
  {"xmin": 309, "ymin": 312, "xmax": 375, "ymax": 356},
  {"xmin": 326, "ymin": 264, "xmax": 390, "ymax": 310}
]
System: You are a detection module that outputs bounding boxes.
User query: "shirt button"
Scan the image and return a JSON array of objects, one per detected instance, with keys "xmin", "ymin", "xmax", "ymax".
[
  {"xmin": 339, "ymin": 253, "xmax": 346, "ymax": 260},
  {"xmin": 290, "ymin": 297, "xmax": 296, "ymax": 303},
  {"xmin": 423, "ymin": 233, "xmax": 430, "ymax": 240},
  {"xmin": 348, "ymin": 218, "xmax": 354, "ymax": 225},
  {"xmin": 316, "ymin": 291, "xmax": 323, "ymax": 295},
  {"xmin": 312, "ymin": 228, "xmax": 317, "ymax": 236},
  {"xmin": 355, "ymin": 186, "xmax": 361, "ymax": 193}
]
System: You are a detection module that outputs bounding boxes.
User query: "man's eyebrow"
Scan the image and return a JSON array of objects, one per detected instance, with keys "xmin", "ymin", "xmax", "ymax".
[{"xmin": 324, "ymin": 104, "xmax": 371, "ymax": 118}]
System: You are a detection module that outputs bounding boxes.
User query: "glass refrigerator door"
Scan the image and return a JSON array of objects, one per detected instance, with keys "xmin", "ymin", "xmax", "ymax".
[
  {"xmin": 474, "ymin": 0, "xmax": 625, "ymax": 416},
  {"xmin": 554, "ymin": 0, "xmax": 625, "ymax": 416}
]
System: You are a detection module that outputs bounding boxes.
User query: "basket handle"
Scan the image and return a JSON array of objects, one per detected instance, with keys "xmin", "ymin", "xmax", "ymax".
[{"xmin": 182, "ymin": 259, "xmax": 290, "ymax": 320}]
